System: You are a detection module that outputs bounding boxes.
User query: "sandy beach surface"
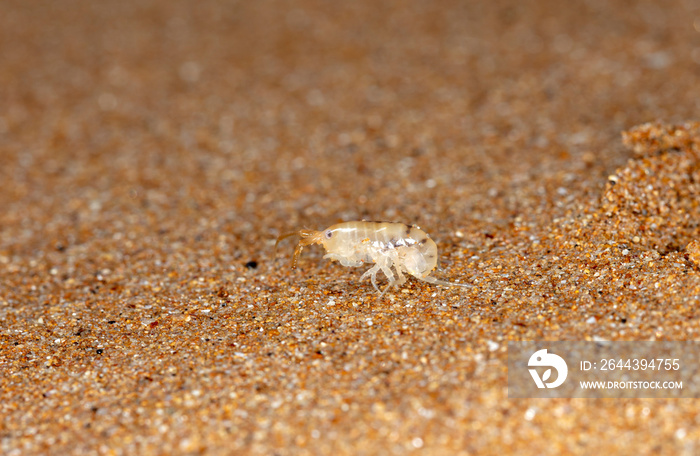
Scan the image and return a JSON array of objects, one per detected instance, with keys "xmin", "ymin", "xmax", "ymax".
[{"xmin": 2, "ymin": 1, "xmax": 700, "ymax": 454}]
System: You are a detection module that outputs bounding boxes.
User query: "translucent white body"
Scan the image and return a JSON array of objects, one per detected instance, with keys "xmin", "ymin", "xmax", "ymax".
[{"xmin": 277, "ymin": 221, "xmax": 471, "ymax": 296}]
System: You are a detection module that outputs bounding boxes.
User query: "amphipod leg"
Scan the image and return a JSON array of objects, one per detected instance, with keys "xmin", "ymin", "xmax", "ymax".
[
  {"xmin": 393, "ymin": 264, "xmax": 407, "ymax": 287},
  {"xmin": 378, "ymin": 262, "xmax": 397, "ymax": 299},
  {"xmin": 417, "ymin": 275, "xmax": 472, "ymax": 288},
  {"xmin": 360, "ymin": 264, "xmax": 382, "ymax": 293},
  {"xmin": 323, "ymin": 253, "xmax": 363, "ymax": 268}
]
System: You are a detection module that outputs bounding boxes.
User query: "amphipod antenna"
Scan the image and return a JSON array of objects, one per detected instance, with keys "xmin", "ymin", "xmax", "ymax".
[{"xmin": 275, "ymin": 229, "xmax": 324, "ymax": 269}]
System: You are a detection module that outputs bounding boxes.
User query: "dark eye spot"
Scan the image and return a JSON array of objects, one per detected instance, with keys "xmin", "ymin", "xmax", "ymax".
[{"xmin": 325, "ymin": 230, "xmax": 333, "ymax": 239}]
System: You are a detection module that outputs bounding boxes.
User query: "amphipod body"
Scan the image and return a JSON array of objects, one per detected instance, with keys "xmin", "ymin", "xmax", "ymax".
[{"xmin": 276, "ymin": 221, "xmax": 471, "ymax": 296}]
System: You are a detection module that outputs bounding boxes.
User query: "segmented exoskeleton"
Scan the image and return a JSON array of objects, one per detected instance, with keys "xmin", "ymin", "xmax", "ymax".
[{"xmin": 276, "ymin": 221, "xmax": 471, "ymax": 296}]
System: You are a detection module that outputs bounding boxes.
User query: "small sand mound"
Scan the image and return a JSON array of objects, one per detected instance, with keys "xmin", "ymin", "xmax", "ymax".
[
  {"xmin": 599, "ymin": 122, "xmax": 700, "ymax": 253},
  {"xmin": 688, "ymin": 240, "xmax": 700, "ymax": 268},
  {"xmin": 621, "ymin": 121, "xmax": 700, "ymax": 157}
]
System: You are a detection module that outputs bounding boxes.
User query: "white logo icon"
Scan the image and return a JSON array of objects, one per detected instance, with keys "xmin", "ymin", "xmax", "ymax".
[{"xmin": 528, "ymin": 349, "xmax": 568, "ymax": 388}]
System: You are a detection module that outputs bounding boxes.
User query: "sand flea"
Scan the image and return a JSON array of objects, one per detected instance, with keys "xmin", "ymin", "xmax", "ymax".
[{"xmin": 276, "ymin": 221, "xmax": 471, "ymax": 297}]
